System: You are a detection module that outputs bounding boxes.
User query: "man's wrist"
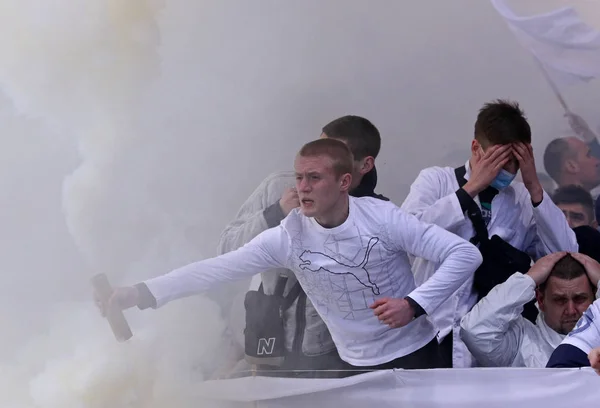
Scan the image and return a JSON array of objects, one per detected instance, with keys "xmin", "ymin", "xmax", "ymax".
[
  {"xmin": 135, "ymin": 283, "xmax": 157, "ymax": 310},
  {"xmin": 404, "ymin": 296, "xmax": 426, "ymax": 318},
  {"xmin": 462, "ymin": 181, "xmax": 481, "ymax": 198},
  {"xmin": 529, "ymin": 185, "xmax": 544, "ymax": 206}
]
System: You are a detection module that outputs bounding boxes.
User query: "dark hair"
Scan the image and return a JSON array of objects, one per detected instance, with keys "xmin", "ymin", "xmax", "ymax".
[
  {"xmin": 552, "ymin": 185, "xmax": 595, "ymax": 220},
  {"xmin": 544, "ymin": 138, "xmax": 571, "ymax": 183},
  {"xmin": 322, "ymin": 115, "xmax": 380, "ymax": 160},
  {"xmin": 474, "ymin": 100, "xmax": 531, "ymax": 147},
  {"xmin": 574, "ymin": 226, "xmax": 600, "ymax": 264},
  {"xmin": 539, "ymin": 253, "xmax": 587, "ymax": 292},
  {"xmin": 298, "ymin": 138, "xmax": 353, "ymax": 178}
]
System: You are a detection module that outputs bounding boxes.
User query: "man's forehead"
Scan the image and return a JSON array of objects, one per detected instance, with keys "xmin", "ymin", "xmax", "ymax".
[
  {"xmin": 294, "ymin": 155, "xmax": 333, "ymax": 171},
  {"xmin": 546, "ymin": 275, "xmax": 592, "ymax": 295},
  {"xmin": 558, "ymin": 203, "xmax": 586, "ymax": 213},
  {"xmin": 566, "ymin": 136, "xmax": 586, "ymax": 151}
]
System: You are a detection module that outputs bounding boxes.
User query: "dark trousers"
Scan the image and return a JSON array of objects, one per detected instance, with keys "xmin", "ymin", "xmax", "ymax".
[
  {"xmin": 439, "ymin": 331, "xmax": 453, "ymax": 368},
  {"xmin": 346, "ymin": 338, "xmax": 442, "ymax": 373}
]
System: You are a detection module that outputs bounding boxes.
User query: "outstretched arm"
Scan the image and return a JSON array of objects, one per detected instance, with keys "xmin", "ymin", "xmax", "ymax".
[{"xmin": 97, "ymin": 226, "xmax": 290, "ymax": 313}]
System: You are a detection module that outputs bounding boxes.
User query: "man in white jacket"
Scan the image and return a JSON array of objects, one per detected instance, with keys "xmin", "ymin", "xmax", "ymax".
[
  {"xmin": 96, "ymin": 138, "xmax": 482, "ymax": 370},
  {"xmin": 401, "ymin": 100, "xmax": 578, "ymax": 368},
  {"xmin": 547, "ymin": 292, "xmax": 600, "ymax": 373},
  {"xmin": 460, "ymin": 252, "xmax": 599, "ymax": 367}
]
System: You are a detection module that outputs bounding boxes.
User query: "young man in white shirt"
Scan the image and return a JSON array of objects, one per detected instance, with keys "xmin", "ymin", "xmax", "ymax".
[
  {"xmin": 216, "ymin": 116, "xmax": 388, "ymax": 375},
  {"xmin": 460, "ymin": 252, "xmax": 599, "ymax": 368},
  {"xmin": 401, "ymin": 99, "xmax": 578, "ymax": 368},
  {"xmin": 96, "ymin": 138, "xmax": 482, "ymax": 370}
]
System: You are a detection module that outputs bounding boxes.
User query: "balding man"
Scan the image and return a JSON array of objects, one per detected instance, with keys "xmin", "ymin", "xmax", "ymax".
[
  {"xmin": 543, "ymin": 113, "xmax": 600, "ymax": 192},
  {"xmin": 544, "ymin": 138, "xmax": 600, "ymax": 192}
]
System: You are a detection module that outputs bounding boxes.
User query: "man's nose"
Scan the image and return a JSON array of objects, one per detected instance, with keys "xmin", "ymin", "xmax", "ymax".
[
  {"xmin": 504, "ymin": 158, "xmax": 519, "ymax": 174},
  {"xmin": 565, "ymin": 301, "xmax": 578, "ymax": 316},
  {"xmin": 298, "ymin": 178, "xmax": 310, "ymax": 191}
]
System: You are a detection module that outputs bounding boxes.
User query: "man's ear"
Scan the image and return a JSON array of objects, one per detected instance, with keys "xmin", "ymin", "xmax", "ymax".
[
  {"xmin": 471, "ymin": 139, "xmax": 481, "ymax": 155},
  {"xmin": 358, "ymin": 156, "xmax": 375, "ymax": 175},
  {"xmin": 340, "ymin": 173, "xmax": 352, "ymax": 192},
  {"xmin": 592, "ymin": 219, "xmax": 598, "ymax": 229},
  {"xmin": 535, "ymin": 287, "xmax": 545, "ymax": 312},
  {"xmin": 564, "ymin": 158, "xmax": 579, "ymax": 175}
]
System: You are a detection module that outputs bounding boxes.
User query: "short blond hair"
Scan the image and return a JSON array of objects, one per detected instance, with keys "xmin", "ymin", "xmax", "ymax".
[{"xmin": 298, "ymin": 139, "xmax": 353, "ymax": 177}]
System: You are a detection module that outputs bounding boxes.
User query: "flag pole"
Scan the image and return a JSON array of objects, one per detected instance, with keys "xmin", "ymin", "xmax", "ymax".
[{"xmin": 531, "ymin": 53, "xmax": 571, "ymax": 113}]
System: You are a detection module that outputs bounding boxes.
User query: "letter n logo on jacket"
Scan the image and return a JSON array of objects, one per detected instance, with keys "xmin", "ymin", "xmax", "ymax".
[{"xmin": 257, "ymin": 337, "xmax": 276, "ymax": 355}]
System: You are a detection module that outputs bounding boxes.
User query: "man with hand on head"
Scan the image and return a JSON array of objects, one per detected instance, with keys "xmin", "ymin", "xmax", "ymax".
[
  {"xmin": 401, "ymin": 99, "xmax": 578, "ymax": 368},
  {"xmin": 460, "ymin": 252, "xmax": 599, "ymax": 368},
  {"xmin": 96, "ymin": 139, "xmax": 482, "ymax": 371}
]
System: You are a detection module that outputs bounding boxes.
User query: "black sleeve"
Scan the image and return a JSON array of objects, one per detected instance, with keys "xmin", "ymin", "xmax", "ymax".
[
  {"xmin": 263, "ymin": 201, "xmax": 286, "ymax": 228},
  {"xmin": 405, "ymin": 296, "xmax": 427, "ymax": 317},
  {"xmin": 135, "ymin": 282, "xmax": 157, "ymax": 310},
  {"xmin": 546, "ymin": 344, "xmax": 590, "ymax": 368},
  {"xmin": 455, "ymin": 188, "xmax": 476, "ymax": 213}
]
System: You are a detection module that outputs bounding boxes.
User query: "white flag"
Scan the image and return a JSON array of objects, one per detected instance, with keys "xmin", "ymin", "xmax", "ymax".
[{"xmin": 491, "ymin": 0, "xmax": 600, "ymax": 86}]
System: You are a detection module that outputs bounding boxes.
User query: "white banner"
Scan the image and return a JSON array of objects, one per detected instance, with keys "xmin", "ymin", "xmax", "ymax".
[
  {"xmin": 197, "ymin": 368, "xmax": 600, "ymax": 408},
  {"xmin": 491, "ymin": 0, "xmax": 600, "ymax": 87}
]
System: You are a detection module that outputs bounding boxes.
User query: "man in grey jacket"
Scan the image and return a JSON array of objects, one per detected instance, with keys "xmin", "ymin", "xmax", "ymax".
[{"xmin": 217, "ymin": 115, "xmax": 388, "ymax": 376}]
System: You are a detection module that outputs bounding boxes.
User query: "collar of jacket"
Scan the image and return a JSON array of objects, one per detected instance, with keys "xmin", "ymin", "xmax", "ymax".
[
  {"xmin": 536, "ymin": 310, "xmax": 566, "ymax": 350},
  {"xmin": 350, "ymin": 167, "xmax": 389, "ymax": 201}
]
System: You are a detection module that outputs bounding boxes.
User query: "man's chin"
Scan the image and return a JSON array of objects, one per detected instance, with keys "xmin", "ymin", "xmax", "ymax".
[
  {"xmin": 300, "ymin": 207, "xmax": 316, "ymax": 218},
  {"xmin": 560, "ymin": 322, "xmax": 579, "ymax": 335}
]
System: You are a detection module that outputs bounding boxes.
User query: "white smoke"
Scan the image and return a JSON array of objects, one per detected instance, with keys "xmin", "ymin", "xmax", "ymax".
[{"xmin": 0, "ymin": 1, "xmax": 233, "ymax": 406}]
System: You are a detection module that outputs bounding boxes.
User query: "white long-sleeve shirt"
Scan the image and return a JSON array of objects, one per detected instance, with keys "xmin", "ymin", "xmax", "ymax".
[
  {"xmin": 400, "ymin": 161, "xmax": 578, "ymax": 367},
  {"xmin": 144, "ymin": 196, "xmax": 482, "ymax": 366}
]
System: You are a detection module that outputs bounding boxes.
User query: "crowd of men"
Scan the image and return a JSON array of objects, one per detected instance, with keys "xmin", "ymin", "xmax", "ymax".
[{"xmin": 96, "ymin": 100, "xmax": 600, "ymax": 377}]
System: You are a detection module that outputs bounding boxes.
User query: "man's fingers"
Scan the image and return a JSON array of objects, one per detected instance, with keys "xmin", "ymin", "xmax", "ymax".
[
  {"xmin": 484, "ymin": 144, "xmax": 510, "ymax": 161},
  {"xmin": 588, "ymin": 348, "xmax": 600, "ymax": 369},
  {"xmin": 551, "ymin": 251, "xmax": 568, "ymax": 259},
  {"xmin": 372, "ymin": 304, "xmax": 388, "ymax": 317},
  {"xmin": 494, "ymin": 156, "xmax": 510, "ymax": 171},
  {"xmin": 512, "ymin": 143, "xmax": 531, "ymax": 160},
  {"xmin": 570, "ymin": 252, "xmax": 592, "ymax": 265},
  {"xmin": 370, "ymin": 298, "xmax": 390, "ymax": 309},
  {"xmin": 487, "ymin": 148, "xmax": 511, "ymax": 167},
  {"xmin": 541, "ymin": 251, "xmax": 568, "ymax": 265},
  {"xmin": 511, "ymin": 146, "xmax": 524, "ymax": 163},
  {"xmin": 378, "ymin": 310, "xmax": 396, "ymax": 321}
]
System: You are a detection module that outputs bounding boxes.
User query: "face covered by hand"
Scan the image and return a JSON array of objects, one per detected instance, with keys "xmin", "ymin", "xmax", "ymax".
[{"xmin": 477, "ymin": 145, "xmax": 516, "ymax": 190}]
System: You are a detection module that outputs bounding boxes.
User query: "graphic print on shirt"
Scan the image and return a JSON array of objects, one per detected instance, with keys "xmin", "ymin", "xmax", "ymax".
[
  {"xmin": 569, "ymin": 306, "xmax": 595, "ymax": 336},
  {"xmin": 298, "ymin": 236, "xmax": 381, "ymax": 295}
]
